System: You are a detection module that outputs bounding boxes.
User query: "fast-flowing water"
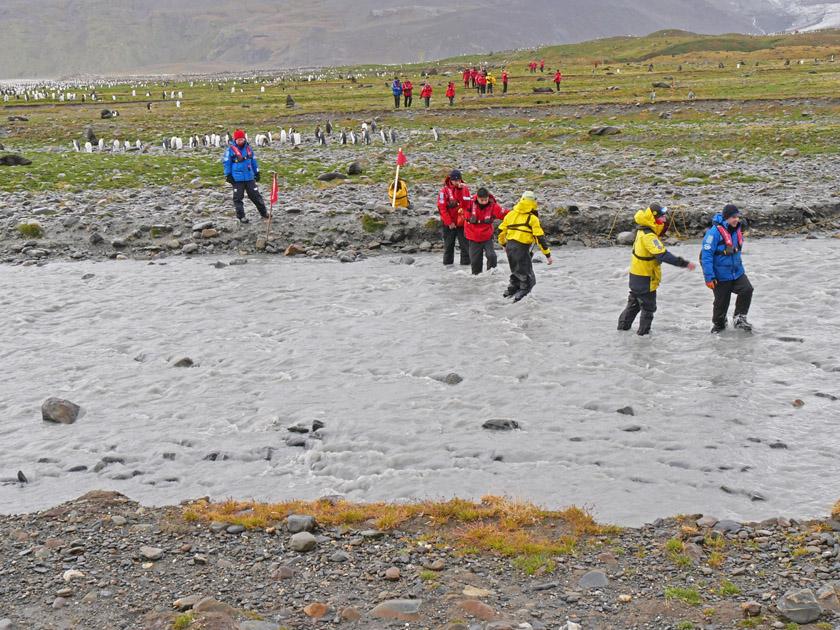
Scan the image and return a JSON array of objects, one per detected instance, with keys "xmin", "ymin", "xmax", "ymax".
[{"xmin": 1, "ymin": 237, "xmax": 838, "ymax": 525}]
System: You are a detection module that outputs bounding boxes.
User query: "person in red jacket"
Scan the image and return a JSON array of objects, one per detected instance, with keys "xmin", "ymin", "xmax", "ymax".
[
  {"xmin": 402, "ymin": 79, "xmax": 413, "ymax": 108},
  {"xmin": 421, "ymin": 82, "xmax": 433, "ymax": 107},
  {"xmin": 462, "ymin": 68, "xmax": 470, "ymax": 88},
  {"xmin": 470, "ymin": 67, "xmax": 478, "ymax": 88},
  {"xmin": 502, "ymin": 70, "xmax": 509, "ymax": 94},
  {"xmin": 446, "ymin": 81, "xmax": 455, "ymax": 106},
  {"xmin": 464, "ymin": 187, "xmax": 508, "ymax": 275},
  {"xmin": 540, "ymin": 60, "xmax": 545, "ymax": 72},
  {"xmin": 553, "ymin": 70, "xmax": 562, "ymax": 92},
  {"xmin": 437, "ymin": 169, "xmax": 471, "ymax": 266},
  {"xmin": 474, "ymin": 72, "xmax": 484, "ymax": 94}
]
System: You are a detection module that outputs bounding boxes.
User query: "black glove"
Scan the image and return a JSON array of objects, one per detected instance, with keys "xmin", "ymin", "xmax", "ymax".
[
  {"xmin": 254, "ymin": 171, "xmax": 261, "ymax": 182},
  {"xmin": 226, "ymin": 174, "xmax": 234, "ymax": 185}
]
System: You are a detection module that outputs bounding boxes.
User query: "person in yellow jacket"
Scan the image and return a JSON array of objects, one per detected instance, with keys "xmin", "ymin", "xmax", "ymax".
[
  {"xmin": 617, "ymin": 203, "xmax": 695, "ymax": 335},
  {"xmin": 388, "ymin": 178, "xmax": 409, "ymax": 208},
  {"xmin": 487, "ymin": 72, "xmax": 496, "ymax": 94},
  {"xmin": 498, "ymin": 190, "xmax": 553, "ymax": 302}
]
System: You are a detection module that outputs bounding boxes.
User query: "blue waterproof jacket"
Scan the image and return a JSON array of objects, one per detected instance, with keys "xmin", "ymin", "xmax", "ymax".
[
  {"xmin": 391, "ymin": 80, "xmax": 403, "ymax": 96},
  {"xmin": 701, "ymin": 213, "xmax": 745, "ymax": 282},
  {"xmin": 223, "ymin": 141, "xmax": 259, "ymax": 182}
]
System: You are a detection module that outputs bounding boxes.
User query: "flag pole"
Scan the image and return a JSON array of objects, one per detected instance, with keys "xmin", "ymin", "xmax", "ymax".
[
  {"xmin": 265, "ymin": 171, "xmax": 277, "ymax": 242},
  {"xmin": 392, "ymin": 148, "xmax": 402, "ymax": 208}
]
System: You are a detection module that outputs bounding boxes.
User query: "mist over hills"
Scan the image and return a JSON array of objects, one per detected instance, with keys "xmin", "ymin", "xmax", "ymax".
[{"xmin": 0, "ymin": 0, "xmax": 834, "ymax": 78}]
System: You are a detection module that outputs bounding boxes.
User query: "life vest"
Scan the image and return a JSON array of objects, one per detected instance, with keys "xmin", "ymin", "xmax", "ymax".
[
  {"xmin": 716, "ymin": 224, "xmax": 743, "ymax": 255},
  {"xmin": 229, "ymin": 143, "xmax": 253, "ymax": 163}
]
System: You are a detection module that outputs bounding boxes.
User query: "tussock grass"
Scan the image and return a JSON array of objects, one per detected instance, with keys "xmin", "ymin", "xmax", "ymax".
[{"xmin": 184, "ymin": 495, "xmax": 619, "ymax": 574}]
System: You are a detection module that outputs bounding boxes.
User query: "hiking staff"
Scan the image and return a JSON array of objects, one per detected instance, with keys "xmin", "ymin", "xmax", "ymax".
[{"xmin": 265, "ymin": 171, "xmax": 278, "ymax": 242}]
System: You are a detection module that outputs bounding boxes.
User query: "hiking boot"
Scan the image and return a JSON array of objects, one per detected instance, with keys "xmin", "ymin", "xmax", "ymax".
[
  {"xmin": 710, "ymin": 323, "xmax": 726, "ymax": 334},
  {"xmin": 259, "ymin": 211, "xmax": 269, "ymax": 218},
  {"xmin": 512, "ymin": 291, "xmax": 529, "ymax": 303},
  {"xmin": 503, "ymin": 288, "xmax": 515, "ymax": 298},
  {"xmin": 238, "ymin": 216, "xmax": 250, "ymax": 224},
  {"xmin": 733, "ymin": 315, "xmax": 752, "ymax": 331}
]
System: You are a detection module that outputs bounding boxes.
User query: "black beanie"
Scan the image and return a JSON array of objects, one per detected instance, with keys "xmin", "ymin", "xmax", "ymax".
[{"xmin": 722, "ymin": 204, "xmax": 740, "ymax": 220}]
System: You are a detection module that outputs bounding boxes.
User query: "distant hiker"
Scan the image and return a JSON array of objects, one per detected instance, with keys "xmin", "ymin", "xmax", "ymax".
[
  {"xmin": 617, "ymin": 204, "xmax": 695, "ymax": 335},
  {"xmin": 446, "ymin": 82, "xmax": 455, "ymax": 106},
  {"xmin": 487, "ymin": 72, "xmax": 495, "ymax": 94},
  {"xmin": 465, "ymin": 187, "xmax": 508, "ymax": 275},
  {"xmin": 502, "ymin": 70, "xmax": 509, "ymax": 93},
  {"xmin": 437, "ymin": 169, "xmax": 471, "ymax": 266},
  {"xmin": 553, "ymin": 70, "xmax": 562, "ymax": 92},
  {"xmin": 391, "ymin": 77, "xmax": 403, "ymax": 108},
  {"xmin": 223, "ymin": 129, "xmax": 268, "ymax": 224},
  {"xmin": 498, "ymin": 191, "xmax": 553, "ymax": 302},
  {"xmin": 650, "ymin": 91, "xmax": 656, "ymax": 102},
  {"xmin": 403, "ymin": 78, "xmax": 414, "ymax": 108},
  {"xmin": 476, "ymin": 71, "xmax": 487, "ymax": 94},
  {"xmin": 688, "ymin": 90, "xmax": 696, "ymax": 99},
  {"xmin": 421, "ymin": 82, "xmax": 433, "ymax": 108},
  {"xmin": 463, "ymin": 68, "xmax": 470, "ymax": 88},
  {"xmin": 701, "ymin": 204, "xmax": 754, "ymax": 333},
  {"xmin": 389, "ymin": 178, "xmax": 410, "ymax": 208},
  {"xmin": 540, "ymin": 60, "xmax": 545, "ymax": 72}
]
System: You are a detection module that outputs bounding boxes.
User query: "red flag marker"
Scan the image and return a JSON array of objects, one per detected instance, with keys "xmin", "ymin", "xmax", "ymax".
[
  {"xmin": 392, "ymin": 149, "xmax": 407, "ymax": 208},
  {"xmin": 270, "ymin": 172, "xmax": 278, "ymax": 204},
  {"xmin": 397, "ymin": 149, "xmax": 407, "ymax": 166}
]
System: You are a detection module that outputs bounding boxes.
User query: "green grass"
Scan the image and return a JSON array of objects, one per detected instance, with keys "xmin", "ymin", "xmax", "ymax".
[
  {"xmin": 717, "ymin": 579, "xmax": 740, "ymax": 596},
  {"xmin": 664, "ymin": 587, "xmax": 702, "ymax": 606},
  {"xmin": 172, "ymin": 612, "xmax": 194, "ymax": 629},
  {"xmin": 15, "ymin": 223, "xmax": 44, "ymax": 238},
  {"xmin": 361, "ymin": 214, "xmax": 387, "ymax": 232}
]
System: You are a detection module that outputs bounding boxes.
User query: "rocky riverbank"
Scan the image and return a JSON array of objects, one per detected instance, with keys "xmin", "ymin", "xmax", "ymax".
[
  {"xmin": 3, "ymin": 112, "xmax": 840, "ymax": 265},
  {"xmin": 0, "ymin": 492, "xmax": 838, "ymax": 630}
]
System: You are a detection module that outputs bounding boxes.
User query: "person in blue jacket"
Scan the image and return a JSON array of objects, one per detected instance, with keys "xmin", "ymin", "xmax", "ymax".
[
  {"xmin": 390, "ymin": 77, "xmax": 402, "ymax": 108},
  {"xmin": 701, "ymin": 204, "xmax": 754, "ymax": 333},
  {"xmin": 223, "ymin": 129, "xmax": 268, "ymax": 224}
]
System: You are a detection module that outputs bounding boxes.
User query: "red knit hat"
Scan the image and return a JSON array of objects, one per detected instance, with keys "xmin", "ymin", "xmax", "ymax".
[{"xmin": 233, "ymin": 129, "xmax": 246, "ymax": 140}]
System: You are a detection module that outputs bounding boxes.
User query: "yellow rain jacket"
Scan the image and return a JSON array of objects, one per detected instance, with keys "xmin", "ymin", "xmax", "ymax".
[
  {"xmin": 628, "ymin": 207, "xmax": 688, "ymax": 293},
  {"xmin": 498, "ymin": 198, "xmax": 551, "ymax": 256},
  {"xmin": 388, "ymin": 179, "xmax": 409, "ymax": 208}
]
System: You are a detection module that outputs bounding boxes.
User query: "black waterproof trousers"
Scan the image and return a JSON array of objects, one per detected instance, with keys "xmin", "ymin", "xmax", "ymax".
[
  {"xmin": 505, "ymin": 241, "xmax": 536, "ymax": 297},
  {"xmin": 468, "ymin": 239, "xmax": 497, "ymax": 275},
  {"xmin": 404, "ymin": 94, "xmax": 412, "ymax": 108},
  {"xmin": 442, "ymin": 226, "xmax": 470, "ymax": 266},
  {"xmin": 233, "ymin": 180, "xmax": 268, "ymax": 219},
  {"xmin": 712, "ymin": 274, "xmax": 753, "ymax": 329},
  {"xmin": 618, "ymin": 290, "xmax": 658, "ymax": 335},
  {"xmin": 394, "ymin": 94, "xmax": 400, "ymax": 108}
]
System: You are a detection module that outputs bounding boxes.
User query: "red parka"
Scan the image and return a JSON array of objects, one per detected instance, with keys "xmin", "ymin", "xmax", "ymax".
[
  {"xmin": 402, "ymin": 80, "xmax": 413, "ymax": 96},
  {"xmin": 462, "ymin": 69, "xmax": 470, "ymax": 83},
  {"xmin": 420, "ymin": 84, "xmax": 433, "ymax": 98},
  {"xmin": 446, "ymin": 83, "xmax": 455, "ymax": 98},
  {"xmin": 502, "ymin": 71, "xmax": 509, "ymax": 83},
  {"xmin": 464, "ymin": 194, "xmax": 508, "ymax": 241},
  {"xmin": 438, "ymin": 177, "xmax": 471, "ymax": 227},
  {"xmin": 554, "ymin": 71, "xmax": 562, "ymax": 84}
]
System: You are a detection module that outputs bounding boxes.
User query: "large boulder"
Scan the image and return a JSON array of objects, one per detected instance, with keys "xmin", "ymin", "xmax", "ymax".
[{"xmin": 42, "ymin": 398, "xmax": 81, "ymax": 424}]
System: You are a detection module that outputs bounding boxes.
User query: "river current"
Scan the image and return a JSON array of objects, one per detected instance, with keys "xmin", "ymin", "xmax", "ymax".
[{"xmin": 1, "ymin": 237, "xmax": 838, "ymax": 525}]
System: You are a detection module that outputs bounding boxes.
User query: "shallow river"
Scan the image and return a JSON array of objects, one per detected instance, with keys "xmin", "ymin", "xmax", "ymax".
[{"xmin": 1, "ymin": 237, "xmax": 838, "ymax": 525}]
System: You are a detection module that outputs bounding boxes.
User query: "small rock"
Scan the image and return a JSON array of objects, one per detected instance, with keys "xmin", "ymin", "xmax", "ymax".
[
  {"xmin": 173, "ymin": 594, "xmax": 202, "ymax": 611},
  {"xmin": 303, "ymin": 603, "xmax": 328, "ymax": 618},
  {"xmin": 776, "ymin": 588, "xmax": 822, "ymax": 624},
  {"xmin": 289, "ymin": 531, "xmax": 317, "ymax": 552},
  {"xmin": 482, "ymin": 418, "xmax": 519, "ymax": 431},
  {"xmin": 457, "ymin": 600, "xmax": 495, "ymax": 620},
  {"xmin": 287, "ymin": 514, "xmax": 318, "ymax": 533},
  {"xmin": 616, "ymin": 406, "xmax": 634, "ymax": 416},
  {"xmin": 173, "ymin": 357, "xmax": 194, "ymax": 368},
  {"xmin": 578, "ymin": 570, "xmax": 609, "ymax": 589},
  {"xmin": 284, "ymin": 244, "xmax": 305, "ymax": 256},
  {"xmin": 371, "ymin": 599, "xmax": 422, "ymax": 621},
  {"xmin": 385, "ymin": 567, "xmax": 401, "ymax": 580},
  {"xmin": 139, "ymin": 546, "xmax": 164, "ymax": 561},
  {"xmin": 193, "ymin": 598, "xmax": 237, "ymax": 615},
  {"xmin": 42, "ymin": 397, "xmax": 81, "ymax": 424}
]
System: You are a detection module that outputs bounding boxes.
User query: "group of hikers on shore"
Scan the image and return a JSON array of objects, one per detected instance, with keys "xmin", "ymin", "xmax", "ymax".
[
  {"xmin": 224, "ymin": 129, "xmax": 752, "ymax": 336},
  {"xmin": 388, "ymin": 66, "xmax": 511, "ymax": 108}
]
